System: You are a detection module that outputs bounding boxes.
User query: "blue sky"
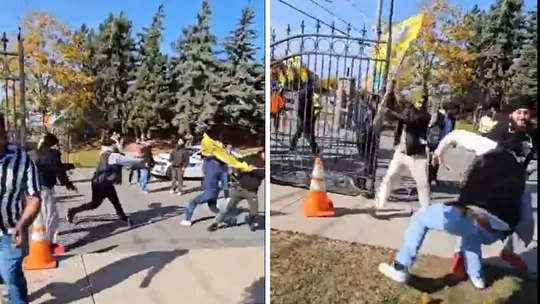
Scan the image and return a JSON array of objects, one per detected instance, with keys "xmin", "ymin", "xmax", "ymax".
[
  {"xmin": 270, "ymin": 0, "xmax": 536, "ymax": 84},
  {"xmin": 0, "ymin": 0, "xmax": 265, "ymax": 60},
  {"xmin": 271, "ymin": 0, "xmax": 537, "ymax": 40}
]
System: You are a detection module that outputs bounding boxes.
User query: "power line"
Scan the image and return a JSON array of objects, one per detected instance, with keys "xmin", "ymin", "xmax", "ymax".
[
  {"xmin": 343, "ymin": 0, "xmax": 369, "ymax": 19},
  {"xmin": 305, "ymin": 0, "xmax": 365, "ymax": 35},
  {"xmin": 275, "ymin": 0, "xmax": 349, "ymax": 36}
]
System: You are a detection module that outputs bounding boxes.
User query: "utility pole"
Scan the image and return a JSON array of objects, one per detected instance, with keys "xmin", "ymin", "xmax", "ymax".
[
  {"xmin": 1, "ymin": 32, "xmax": 9, "ymax": 132},
  {"xmin": 18, "ymin": 28, "xmax": 26, "ymax": 150}
]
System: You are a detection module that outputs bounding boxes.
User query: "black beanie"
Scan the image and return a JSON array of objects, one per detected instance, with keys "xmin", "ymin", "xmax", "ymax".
[{"xmin": 504, "ymin": 96, "xmax": 532, "ymax": 113}]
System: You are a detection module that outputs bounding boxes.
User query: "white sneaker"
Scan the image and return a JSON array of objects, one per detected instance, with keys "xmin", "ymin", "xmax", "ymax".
[
  {"xmin": 180, "ymin": 220, "xmax": 192, "ymax": 227},
  {"xmin": 169, "ymin": 190, "xmax": 175, "ymax": 194},
  {"xmin": 378, "ymin": 262, "xmax": 409, "ymax": 284},
  {"xmin": 141, "ymin": 191, "xmax": 149, "ymax": 195},
  {"xmin": 176, "ymin": 191, "xmax": 182, "ymax": 196},
  {"xmin": 470, "ymin": 276, "xmax": 486, "ymax": 290}
]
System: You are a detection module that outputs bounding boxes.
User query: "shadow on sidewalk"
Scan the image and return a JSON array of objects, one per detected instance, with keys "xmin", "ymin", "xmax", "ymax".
[
  {"xmin": 241, "ymin": 276, "xmax": 265, "ymax": 304},
  {"xmin": 29, "ymin": 249, "xmax": 188, "ymax": 304},
  {"xmin": 59, "ymin": 203, "xmax": 185, "ymax": 252}
]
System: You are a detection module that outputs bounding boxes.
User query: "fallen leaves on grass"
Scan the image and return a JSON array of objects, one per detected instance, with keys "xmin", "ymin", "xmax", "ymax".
[{"xmin": 270, "ymin": 230, "xmax": 537, "ymax": 304}]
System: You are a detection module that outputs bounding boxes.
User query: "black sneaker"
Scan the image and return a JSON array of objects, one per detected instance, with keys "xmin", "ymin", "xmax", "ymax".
[
  {"xmin": 244, "ymin": 215, "xmax": 257, "ymax": 232},
  {"xmin": 66, "ymin": 210, "xmax": 75, "ymax": 224},
  {"xmin": 207, "ymin": 223, "xmax": 218, "ymax": 232}
]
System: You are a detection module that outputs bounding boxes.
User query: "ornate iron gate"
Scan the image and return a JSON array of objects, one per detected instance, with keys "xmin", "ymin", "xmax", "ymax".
[{"xmin": 270, "ymin": 21, "xmax": 389, "ymax": 197}]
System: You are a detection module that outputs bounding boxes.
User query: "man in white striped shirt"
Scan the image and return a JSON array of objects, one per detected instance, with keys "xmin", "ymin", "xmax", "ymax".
[{"xmin": 0, "ymin": 113, "xmax": 42, "ymax": 304}]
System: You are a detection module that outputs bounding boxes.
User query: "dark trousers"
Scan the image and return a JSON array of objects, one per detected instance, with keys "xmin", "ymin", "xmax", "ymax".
[
  {"xmin": 129, "ymin": 168, "xmax": 140, "ymax": 184},
  {"xmin": 215, "ymin": 187, "xmax": 259, "ymax": 223},
  {"xmin": 171, "ymin": 167, "xmax": 184, "ymax": 192},
  {"xmin": 290, "ymin": 118, "xmax": 319, "ymax": 154},
  {"xmin": 70, "ymin": 182, "xmax": 128, "ymax": 221},
  {"xmin": 427, "ymin": 150, "xmax": 439, "ymax": 183}
]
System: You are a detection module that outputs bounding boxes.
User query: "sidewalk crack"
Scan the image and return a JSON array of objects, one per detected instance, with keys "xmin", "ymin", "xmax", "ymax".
[{"xmin": 80, "ymin": 254, "xmax": 97, "ymax": 304}]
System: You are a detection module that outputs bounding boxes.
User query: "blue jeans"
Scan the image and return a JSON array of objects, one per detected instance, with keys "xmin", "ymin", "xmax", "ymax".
[
  {"xmin": 139, "ymin": 169, "xmax": 149, "ymax": 192},
  {"xmin": 184, "ymin": 190, "xmax": 220, "ymax": 221},
  {"xmin": 220, "ymin": 172, "xmax": 230, "ymax": 198},
  {"xmin": 396, "ymin": 204, "xmax": 504, "ymax": 278},
  {"xmin": 0, "ymin": 234, "xmax": 29, "ymax": 304}
]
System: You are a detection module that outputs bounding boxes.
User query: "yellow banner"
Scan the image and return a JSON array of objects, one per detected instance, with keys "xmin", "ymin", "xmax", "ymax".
[
  {"xmin": 373, "ymin": 12, "xmax": 426, "ymax": 73},
  {"xmin": 200, "ymin": 134, "xmax": 253, "ymax": 172}
]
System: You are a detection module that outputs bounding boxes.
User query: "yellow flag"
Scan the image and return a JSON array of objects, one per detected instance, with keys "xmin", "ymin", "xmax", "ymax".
[
  {"xmin": 286, "ymin": 68, "xmax": 295, "ymax": 82},
  {"xmin": 200, "ymin": 134, "xmax": 253, "ymax": 172},
  {"xmin": 300, "ymin": 68, "xmax": 308, "ymax": 81},
  {"xmin": 373, "ymin": 12, "xmax": 425, "ymax": 74},
  {"xmin": 278, "ymin": 72, "xmax": 286, "ymax": 87}
]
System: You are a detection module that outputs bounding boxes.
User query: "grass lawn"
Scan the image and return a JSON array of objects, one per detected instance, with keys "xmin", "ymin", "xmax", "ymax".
[{"xmin": 270, "ymin": 230, "xmax": 537, "ymax": 304}]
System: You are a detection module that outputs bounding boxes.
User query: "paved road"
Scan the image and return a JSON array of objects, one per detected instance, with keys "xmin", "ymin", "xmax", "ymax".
[
  {"xmin": 56, "ymin": 169, "xmax": 265, "ymax": 254},
  {"xmin": 9, "ymin": 169, "xmax": 266, "ymax": 304}
]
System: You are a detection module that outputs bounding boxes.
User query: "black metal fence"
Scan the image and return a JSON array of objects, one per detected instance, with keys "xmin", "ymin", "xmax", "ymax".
[{"xmin": 270, "ymin": 21, "xmax": 389, "ymax": 197}]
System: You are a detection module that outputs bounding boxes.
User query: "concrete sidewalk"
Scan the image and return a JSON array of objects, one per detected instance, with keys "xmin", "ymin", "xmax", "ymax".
[
  {"xmin": 270, "ymin": 181, "xmax": 538, "ymax": 272},
  {"xmin": 21, "ymin": 247, "xmax": 264, "ymax": 304}
]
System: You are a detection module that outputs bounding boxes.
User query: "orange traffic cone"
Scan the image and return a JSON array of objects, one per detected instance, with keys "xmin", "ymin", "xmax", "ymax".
[
  {"xmin": 303, "ymin": 157, "xmax": 335, "ymax": 217},
  {"xmin": 23, "ymin": 213, "xmax": 58, "ymax": 270}
]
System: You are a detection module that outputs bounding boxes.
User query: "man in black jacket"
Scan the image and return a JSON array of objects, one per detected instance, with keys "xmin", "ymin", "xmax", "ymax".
[
  {"xmin": 289, "ymin": 86, "xmax": 320, "ymax": 154},
  {"xmin": 379, "ymin": 148, "xmax": 526, "ymax": 290},
  {"xmin": 169, "ymin": 139, "xmax": 189, "ymax": 195},
  {"xmin": 374, "ymin": 89, "xmax": 431, "ymax": 212},
  {"xmin": 432, "ymin": 96, "xmax": 535, "ymax": 275},
  {"xmin": 36, "ymin": 133, "xmax": 77, "ymax": 254},
  {"xmin": 66, "ymin": 140, "xmax": 142, "ymax": 226},
  {"xmin": 207, "ymin": 149, "xmax": 265, "ymax": 232}
]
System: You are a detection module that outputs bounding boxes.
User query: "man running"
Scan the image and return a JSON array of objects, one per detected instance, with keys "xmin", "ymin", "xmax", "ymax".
[
  {"xmin": 208, "ymin": 149, "xmax": 265, "ymax": 232},
  {"xmin": 180, "ymin": 154, "xmax": 225, "ymax": 226},
  {"xmin": 66, "ymin": 140, "xmax": 142, "ymax": 226}
]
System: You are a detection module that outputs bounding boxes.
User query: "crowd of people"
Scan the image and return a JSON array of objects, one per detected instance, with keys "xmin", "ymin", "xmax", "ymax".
[
  {"xmin": 374, "ymin": 90, "xmax": 535, "ymax": 290},
  {"xmin": 274, "ymin": 79, "xmax": 535, "ymax": 290},
  {"xmin": 0, "ymin": 121, "xmax": 264, "ymax": 303}
]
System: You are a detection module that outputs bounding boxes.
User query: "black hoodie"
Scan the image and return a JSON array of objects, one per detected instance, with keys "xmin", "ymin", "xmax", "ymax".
[
  {"xmin": 36, "ymin": 147, "xmax": 72, "ymax": 189},
  {"xmin": 233, "ymin": 157, "xmax": 265, "ymax": 192}
]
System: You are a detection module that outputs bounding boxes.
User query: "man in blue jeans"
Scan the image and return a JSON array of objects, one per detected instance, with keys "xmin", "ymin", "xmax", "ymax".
[
  {"xmin": 0, "ymin": 113, "xmax": 42, "ymax": 304},
  {"xmin": 180, "ymin": 155, "xmax": 226, "ymax": 226},
  {"xmin": 378, "ymin": 148, "xmax": 526, "ymax": 290}
]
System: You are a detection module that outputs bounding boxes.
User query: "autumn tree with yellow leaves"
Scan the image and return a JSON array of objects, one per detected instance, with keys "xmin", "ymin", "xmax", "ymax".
[
  {"xmin": 396, "ymin": 0, "xmax": 475, "ymax": 101},
  {"xmin": 12, "ymin": 11, "xmax": 93, "ymax": 116}
]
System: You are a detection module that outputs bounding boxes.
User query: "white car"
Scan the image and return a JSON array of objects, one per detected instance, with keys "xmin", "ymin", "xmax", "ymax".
[{"xmin": 150, "ymin": 145, "xmax": 247, "ymax": 180}]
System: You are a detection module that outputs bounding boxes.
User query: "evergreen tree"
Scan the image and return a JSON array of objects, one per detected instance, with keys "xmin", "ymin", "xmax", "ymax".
[
  {"xmin": 509, "ymin": 7, "xmax": 537, "ymax": 105},
  {"xmin": 218, "ymin": 1, "xmax": 264, "ymax": 133},
  {"xmin": 128, "ymin": 4, "xmax": 171, "ymax": 139},
  {"xmin": 472, "ymin": 0, "xmax": 526, "ymax": 105},
  {"xmin": 91, "ymin": 13, "xmax": 136, "ymax": 133},
  {"xmin": 172, "ymin": 0, "xmax": 223, "ymax": 136}
]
